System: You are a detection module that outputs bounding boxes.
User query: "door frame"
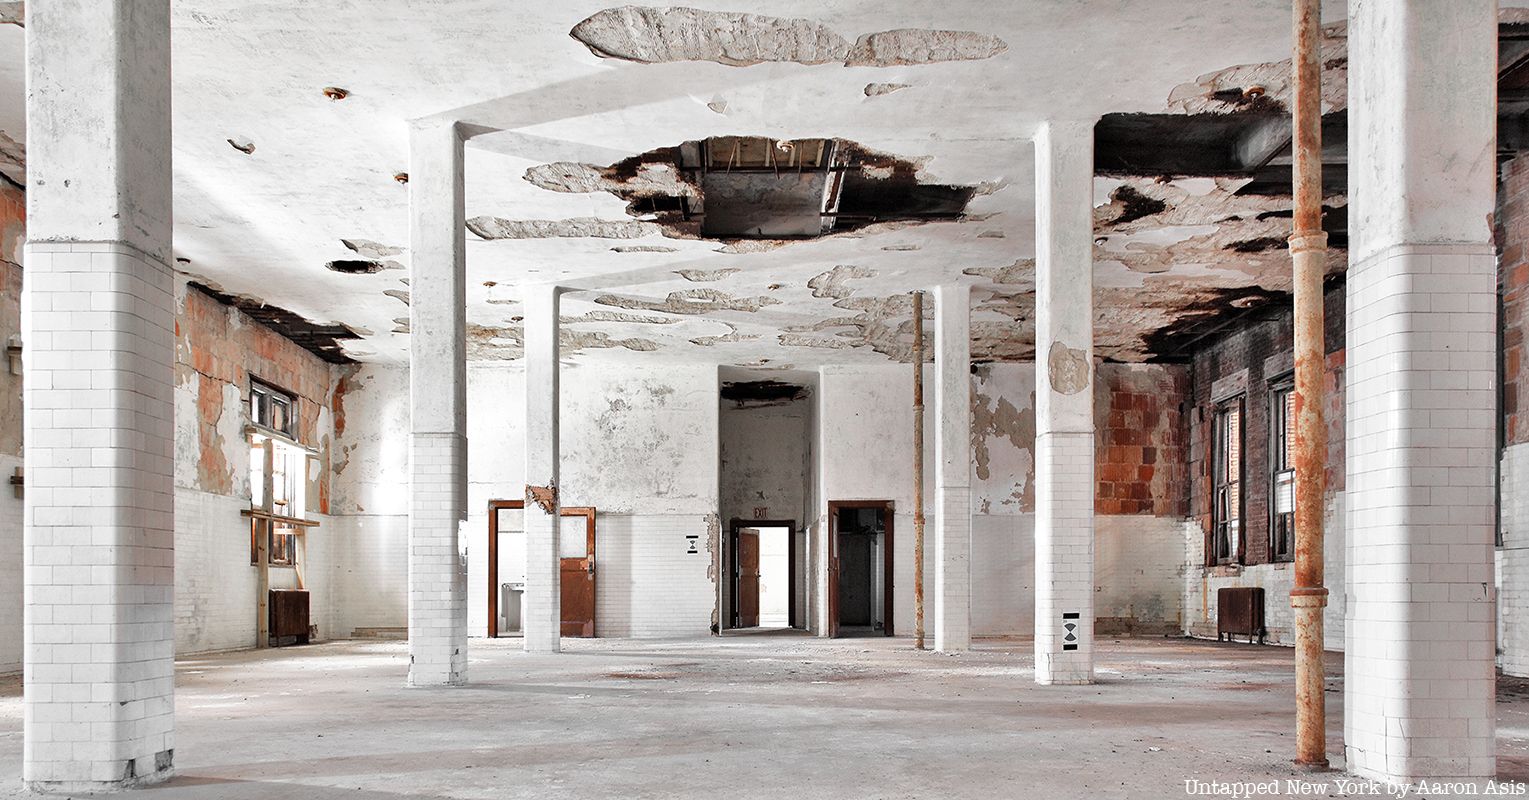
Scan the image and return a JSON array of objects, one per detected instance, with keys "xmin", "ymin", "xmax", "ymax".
[
  {"xmin": 728, "ymin": 518, "xmax": 797, "ymax": 630},
  {"xmin": 559, "ymin": 506, "xmax": 597, "ymax": 637},
  {"xmin": 826, "ymin": 500, "xmax": 895, "ymax": 637},
  {"xmin": 487, "ymin": 499, "xmax": 524, "ymax": 638},
  {"xmin": 486, "ymin": 500, "xmax": 600, "ymax": 638}
]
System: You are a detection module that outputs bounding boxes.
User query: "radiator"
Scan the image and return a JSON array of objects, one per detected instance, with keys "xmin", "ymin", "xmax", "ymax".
[
  {"xmin": 1216, "ymin": 587, "xmax": 1266, "ymax": 644},
  {"xmin": 269, "ymin": 589, "xmax": 311, "ymax": 647}
]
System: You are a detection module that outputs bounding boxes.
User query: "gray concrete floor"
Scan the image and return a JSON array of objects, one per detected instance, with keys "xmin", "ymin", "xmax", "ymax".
[{"xmin": 0, "ymin": 634, "xmax": 1526, "ymax": 799}]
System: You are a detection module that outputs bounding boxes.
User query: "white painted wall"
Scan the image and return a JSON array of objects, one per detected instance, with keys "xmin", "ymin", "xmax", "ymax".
[
  {"xmin": 457, "ymin": 362, "xmax": 721, "ymax": 639},
  {"xmin": 816, "ymin": 362, "xmax": 1185, "ymax": 638},
  {"xmin": 1180, "ymin": 495, "xmax": 1347, "ymax": 649},
  {"xmin": 1500, "ymin": 442, "xmax": 1529, "ymax": 675},
  {"xmin": 719, "ymin": 396, "xmax": 812, "ymax": 628}
]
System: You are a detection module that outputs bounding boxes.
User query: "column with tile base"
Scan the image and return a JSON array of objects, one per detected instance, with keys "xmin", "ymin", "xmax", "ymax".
[
  {"xmin": 22, "ymin": 0, "xmax": 176, "ymax": 790},
  {"xmin": 407, "ymin": 119, "xmax": 468, "ymax": 687},
  {"xmin": 933, "ymin": 284, "xmax": 972, "ymax": 652},
  {"xmin": 1033, "ymin": 119, "xmax": 1096, "ymax": 686},
  {"xmin": 1344, "ymin": 0, "xmax": 1497, "ymax": 782},
  {"xmin": 522, "ymin": 284, "xmax": 562, "ymax": 653}
]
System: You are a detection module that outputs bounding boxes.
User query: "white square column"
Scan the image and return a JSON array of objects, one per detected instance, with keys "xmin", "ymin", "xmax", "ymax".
[
  {"xmin": 522, "ymin": 284, "xmax": 562, "ymax": 653},
  {"xmin": 1033, "ymin": 120, "xmax": 1097, "ymax": 685},
  {"xmin": 1344, "ymin": 0, "xmax": 1498, "ymax": 782},
  {"xmin": 407, "ymin": 119, "xmax": 469, "ymax": 687},
  {"xmin": 22, "ymin": 1, "xmax": 177, "ymax": 790},
  {"xmin": 933, "ymin": 284, "xmax": 972, "ymax": 652}
]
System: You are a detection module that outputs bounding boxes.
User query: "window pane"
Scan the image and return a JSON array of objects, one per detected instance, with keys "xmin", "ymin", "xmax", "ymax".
[
  {"xmin": 1274, "ymin": 470, "xmax": 1295, "ymax": 514},
  {"xmin": 560, "ymin": 515, "xmax": 589, "ymax": 559},
  {"xmin": 496, "ymin": 507, "xmax": 523, "ymax": 533}
]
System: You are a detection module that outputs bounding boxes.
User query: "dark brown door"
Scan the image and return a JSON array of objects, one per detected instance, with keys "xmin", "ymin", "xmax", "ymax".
[
  {"xmin": 737, "ymin": 529, "xmax": 760, "ymax": 627},
  {"xmin": 827, "ymin": 507, "xmax": 841, "ymax": 638},
  {"xmin": 559, "ymin": 508, "xmax": 597, "ymax": 638}
]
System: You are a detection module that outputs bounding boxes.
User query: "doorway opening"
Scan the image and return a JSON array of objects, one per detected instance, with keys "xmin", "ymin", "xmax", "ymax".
[
  {"xmin": 827, "ymin": 501, "xmax": 894, "ymax": 638},
  {"xmin": 487, "ymin": 500, "xmax": 599, "ymax": 638},
  {"xmin": 730, "ymin": 519, "xmax": 797, "ymax": 630}
]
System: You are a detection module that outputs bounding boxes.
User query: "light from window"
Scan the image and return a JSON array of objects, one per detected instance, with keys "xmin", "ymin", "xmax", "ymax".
[
  {"xmin": 1212, "ymin": 399, "xmax": 1243, "ymax": 564},
  {"xmin": 1270, "ymin": 382, "xmax": 1295, "ymax": 562}
]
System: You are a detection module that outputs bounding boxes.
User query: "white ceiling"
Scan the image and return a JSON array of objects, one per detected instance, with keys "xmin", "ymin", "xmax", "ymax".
[{"xmin": 0, "ymin": 0, "xmax": 1485, "ymax": 368}]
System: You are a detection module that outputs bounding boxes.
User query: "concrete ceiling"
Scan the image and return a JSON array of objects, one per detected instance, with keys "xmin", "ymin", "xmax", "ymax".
[{"xmin": 0, "ymin": 0, "xmax": 1498, "ymax": 368}]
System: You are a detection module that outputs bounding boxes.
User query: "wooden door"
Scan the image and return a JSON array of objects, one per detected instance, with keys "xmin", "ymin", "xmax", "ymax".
[
  {"xmin": 827, "ymin": 507, "xmax": 841, "ymax": 638},
  {"xmin": 737, "ymin": 529, "xmax": 760, "ymax": 627},
  {"xmin": 559, "ymin": 508, "xmax": 597, "ymax": 638}
]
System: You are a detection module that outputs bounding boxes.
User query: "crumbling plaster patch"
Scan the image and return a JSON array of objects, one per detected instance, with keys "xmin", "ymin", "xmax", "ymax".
[
  {"xmin": 1166, "ymin": 22, "xmax": 1348, "ymax": 115},
  {"xmin": 569, "ymin": 7, "xmax": 1006, "ymax": 68},
  {"xmin": 1046, "ymin": 342, "xmax": 1090, "ymax": 395},
  {"xmin": 467, "ymin": 216, "xmax": 663, "ymax": 240},
  {"xmin": 595, "ymin": 288, "xmax": 781, "ymax": 315},
  {"xmin": 807, "ymin": 265, "xmax": 877, "ymax": 299}
]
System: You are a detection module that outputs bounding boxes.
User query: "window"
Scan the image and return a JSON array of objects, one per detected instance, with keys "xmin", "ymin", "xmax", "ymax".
[
  {"xmin": 247, "ymin": 378, "xmax": 316, "ymax": 568},
  {"xmin": 1211, "ymin": 398, "xmax": 1244, "ymax": 565},
  {"xmin": 1269, "ymin": 380, "xmax": 1296, "ymax": 562},
  {"xmin": 251, "ymin": 380, "xmax": 296, "ymax": 438},
  {"xmin": 250, "ymin": 521, "xmax": 299, "ymax": 566}
]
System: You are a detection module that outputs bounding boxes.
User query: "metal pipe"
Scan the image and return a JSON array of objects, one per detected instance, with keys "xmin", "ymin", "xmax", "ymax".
[
  {"xmin": 1290, "ymin": 0, "xmax": 1330, "ymax": 772},
  {"xmin": 912, "ymin": 290, "xmax": 927, "ymax": 651}
]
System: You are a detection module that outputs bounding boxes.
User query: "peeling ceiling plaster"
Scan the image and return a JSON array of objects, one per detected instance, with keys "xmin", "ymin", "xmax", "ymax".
[{"xmin": 2, "ymin": 0, "xmax": 1494, "ymax": 368}]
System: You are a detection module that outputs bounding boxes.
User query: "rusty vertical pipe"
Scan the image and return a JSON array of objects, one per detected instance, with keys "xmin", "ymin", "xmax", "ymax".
[
  {"xmin": 912, "ymin": 291, "xmax": 927, "ymax": 651},
  {"xmin": 1290, "ymin": 0, "xmax": 1329, "ymax": 772}
]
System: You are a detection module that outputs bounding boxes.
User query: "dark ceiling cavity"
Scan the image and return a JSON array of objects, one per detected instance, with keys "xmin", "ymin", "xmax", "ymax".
[
  {"xmin": 574, "ymin": 136, "xmax": 977, "ymax": 241},
  {"xmin": 1138, "ymin": 286, "xmax": 1291, "ymax": 363},
  {"xmin": 326, "ymin": 259, "xmax": 386, "ymax": 275},
  {"xmin": 1110, "ymin": 186, "xmax": 1168, "ymax": 225},
  {"xmin": 189, "ymin": 282, "xmax": 360, "ymax": 364},
  {"xmin": 1225, "ymin": 236, "xmax": 1288, "ymax": 253},
  {"xmin": 720, "ymin": 379, "xmax": 809, "ymax": 405}
]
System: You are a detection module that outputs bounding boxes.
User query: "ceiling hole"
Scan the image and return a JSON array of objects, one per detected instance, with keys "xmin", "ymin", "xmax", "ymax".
[{"xmin": 326, "ymin": 259, "xmax": 386, "ymax": 275}]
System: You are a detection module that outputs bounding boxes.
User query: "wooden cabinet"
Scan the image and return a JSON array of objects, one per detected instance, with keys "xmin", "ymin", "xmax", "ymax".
[{"xmin": 269, "ymin": 589, "xmax": 310, "ymax": 647}]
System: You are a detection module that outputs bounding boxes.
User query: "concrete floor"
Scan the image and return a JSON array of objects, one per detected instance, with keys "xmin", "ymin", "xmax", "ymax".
[{"xmin": 1, "ymin": 635, "xmax": 1527, "ymax": 799}]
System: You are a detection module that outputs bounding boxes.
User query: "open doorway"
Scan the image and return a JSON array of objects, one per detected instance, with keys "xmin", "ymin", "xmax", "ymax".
[
  {"xmin": 730, "ymin": 519, "xmax": 796, "ymax": 630},
  {"xmin": 827, "ymin": 501, "xmax": 894, "ymax": 638},
  {"xmin": 487, "ymin": 500, "xmax": 599, "ymax": 638}
]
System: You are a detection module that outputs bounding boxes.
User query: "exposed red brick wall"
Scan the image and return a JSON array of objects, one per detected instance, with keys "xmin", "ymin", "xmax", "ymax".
[
  {"xmin": 1500, "ymin": 154, "xmax": 1529, "ymax": 445},
  {"xmin": 176, "ymin": 284, "xmax": 346, "ymax": 512},
  {"xmin": 0, "ymin": 182, "xmax": 23, "ymax": 459},
  {"xmin": 1187, "ymin": 284, "xmax": 1345, "ymax": 565},
  {"xmin": 1095, "ymin": 364, "xmax": 1189, "ymax": 516}
]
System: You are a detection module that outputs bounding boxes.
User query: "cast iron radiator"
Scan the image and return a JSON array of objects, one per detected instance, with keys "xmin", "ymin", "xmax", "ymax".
[
  {"xmin": 269, "ymin": 589, "xmax": 310, "ymax": 647},
  {"xmin": 1216, "ymin": 587, "xmax": 1266, "ymax": 644}
]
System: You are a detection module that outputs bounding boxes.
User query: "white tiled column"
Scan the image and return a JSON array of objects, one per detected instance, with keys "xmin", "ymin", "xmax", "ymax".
[
  {"xmin": 522, "ymin": 284, "xmax": 562, "ymax": 653},
  {"xmin": 1344, "ymin": 0, "xmax": 1497, "ymax": 782},
  {"xmin": 1033, "ymin": 119, "xmax": 1096, "ymax": 685},
  {"xmin": 22, "ymin": 1, "xmax": 176, "ymax": 790},
  {"xmin": 933, "ymin": 284, "xmax": 971, "ymax": 652},
  {"xmin": 407, "ymin": 119, "xmax": 468, "ymax": 687}
]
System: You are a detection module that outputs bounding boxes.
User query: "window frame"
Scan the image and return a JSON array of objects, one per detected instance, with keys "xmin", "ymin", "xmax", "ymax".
[
  {"xmin": 1268, "ymin": 377, "xmax": 1296, "ymax": 563},
  {"xmin": 250, "ymin": 378, "xmax": 297, "ymax": 439},
  {"xmin": 1209, "ymin": 396, "xmax": 1245, "ymax": 566}
]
